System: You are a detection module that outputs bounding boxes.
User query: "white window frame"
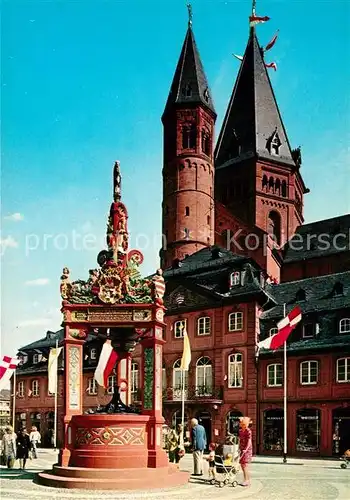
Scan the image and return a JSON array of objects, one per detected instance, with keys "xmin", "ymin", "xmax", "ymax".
[
  {"xmin": 267, "ymin": 363, "xmax": 283, "ymax": 387},
  {"xmin": 300, "ymin": 360, "xmax": 318, "ymax": 385},
  {"xmin": 107, "ymin": 375, "xmax": 116, "ymax": 394},
  {"xmin": 339, "ymin": 318, "xmax": 350, "ymax": 334},
  {"xmin": 303, "ymin": 323, "xmax": 319, "ymax": 339},
  {"xmin": 90, "ymin": 348, "xmax": 97, "ymax": 360},
  {"xmin": 197, "ymin": 316, "xmax": 211, "ymax": 336},
  {"xmin": 336, "ymin": 357, "xmax": 350, "ymax": 383},
  {"xmin": 87, "ymin": 378, "xmax": 97, "ymax": 395},
  {"xmin": 162, "ymin": 367, "xmax": 167, "ymax": 390},
  {"xmin": 32, "ymin": 379, "xmax": 39, "ymax": 397},
  {"xmin": 228, "ymin": 353, "xmax": 243, "ymax": 388},
  {"xmin": 131, "ymin": 362, "xmax": 138, "ymax": 394},
  {"xmin": 269, "ymin": 328, "xmax": 278, "ymax": 337},
  {"xmin": 18, "ymin": 381, "xmax": 24, "ymax": 398},
  {"xmin": 230, "ymin": 271, "xmax": 240, "ymax": 287},
  {"xmin": 228, "ymin": 312, "xmax": 243, "ymax": 332},
  {"xmin": 195, "ymin": 357, "xmax": 213, "ymax": 395},
  {"xmin": 172, "ymin": 359, "xmax": 188, "ymax": 400},
  {"xmin": 174, "ymin": 319, "xmax": 186, "ymax": 338}
]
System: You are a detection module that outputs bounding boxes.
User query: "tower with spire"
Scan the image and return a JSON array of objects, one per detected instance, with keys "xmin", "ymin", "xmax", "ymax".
[
  {"xmin": 160, "ymin": 4, "xmax": 217, "ymax": 269},
  {"xmin": 214, "ymin": 6, "xmax": 308, "ymax": 248}
]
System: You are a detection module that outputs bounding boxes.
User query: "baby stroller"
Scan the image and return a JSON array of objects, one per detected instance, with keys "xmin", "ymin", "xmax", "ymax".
[
  {"xmin": 340, "ymin": 455, "xmax": 350, "ymax": 469},
  {"xmin": 211, "ymin": 454, "xmax": 239, "ymax": 488}
]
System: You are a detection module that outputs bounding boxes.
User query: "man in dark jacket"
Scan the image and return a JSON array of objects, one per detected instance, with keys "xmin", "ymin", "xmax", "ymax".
[{"xmin": 191, "ymin": 418, "xmax": 207, "ymax": 475}]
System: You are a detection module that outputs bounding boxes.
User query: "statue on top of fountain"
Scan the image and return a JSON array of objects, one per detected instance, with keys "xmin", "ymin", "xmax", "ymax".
[{"xmin": 60, "ymin": 161, "xmax": 165, "ymax": 306}]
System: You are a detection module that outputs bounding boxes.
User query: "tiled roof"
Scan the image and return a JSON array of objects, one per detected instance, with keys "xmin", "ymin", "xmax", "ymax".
[
  {"xmin": 18, "ymin": 330, "xmax": 64, "ymax": 351},
  {"xmin": 282, "ymin": 214, "xmax": 350, "ymax": 262}
]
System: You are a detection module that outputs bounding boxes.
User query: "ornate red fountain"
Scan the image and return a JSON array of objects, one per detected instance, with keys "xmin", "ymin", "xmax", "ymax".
[{"xmin": 38, "ymin": 162, "xmax": 189, "ymax": 490}]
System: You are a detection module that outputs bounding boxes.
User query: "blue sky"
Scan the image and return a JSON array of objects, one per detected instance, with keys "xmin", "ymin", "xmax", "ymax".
[{"xmin": 1, "ymin": 0, "xmax": 349, "ymax": 357}]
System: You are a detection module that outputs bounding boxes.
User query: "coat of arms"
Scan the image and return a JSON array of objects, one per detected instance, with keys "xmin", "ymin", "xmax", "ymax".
[{"xmin": 97, "ymin": 267, "xmax": 123, "ymax": 304}]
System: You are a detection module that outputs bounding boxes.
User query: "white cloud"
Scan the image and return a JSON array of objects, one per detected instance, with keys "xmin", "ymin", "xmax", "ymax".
[
  {"xmin": 25, "ymin": 278, "xmax": 50, "ymax": 286},
  {"xmin": 4, "ymin": 213, "xmax": 24, "ymax": 221},
  {"xmin": 81, "ymin": 221, "xmax": 93, "ymax": 233},
  {"xmin": 0, "ymin": 236, "xmax": 19, "ymax": 256},
  {"xmin": 18, "ymin": 318, "xmax": 52, "ymax": 327}
]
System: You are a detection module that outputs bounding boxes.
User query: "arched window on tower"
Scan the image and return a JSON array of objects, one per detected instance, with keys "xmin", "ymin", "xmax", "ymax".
[
  {"xmin": 262, "ymin": 175, "xmax": 268, "ymax": 191},
  {"xmin": 268, "ymin": 176, "xmax": 274, "ymax": 192},
  {"xmin": 182, "ymin": 124, "xmax": 196, "ymax": 149},
  {"xmin": 281, "ymin": 180, "xmax": 287, "ymax": 197},
  {"xmin": 275, "ymin": 178, "xmax": 281, "ymax": 195},
  {"xmin": 267, "ymin": 210, "xmax": 281, "ymax": 246},
  {"xmin": 185, "ymin": 206, "xmax": 190, "ymax": 216},
  {"xmin": 201, "ymin": 130, "xmax": 211, "ymax": 156}
]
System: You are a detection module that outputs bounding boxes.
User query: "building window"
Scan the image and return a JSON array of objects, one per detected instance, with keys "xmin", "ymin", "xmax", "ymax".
[
  {"xmin": 201, "ymin": 130, "xmax": 211, "ymax": 156},
  {"xmin": 300, "ymin": 360, "xmax": 318, "ymax": 385},
  {"xmin": 228, "ymin": 353, "xmax": 243, "ymax": 388},
  {"xmin": 90, "ymin": 348, "xmax": 97, "ymax": 360},
  {"xmin": 296, "ymin": 408, "xmax": 320, "ymax": 452},
  {"xmin": 185, "ymin": 206, "xmax": 190, "ymax": 216},
  {"xmin": 303, "ymin": 323, "xmax": 319, "ymax": 339},
  {"xmin": 267, "ymin": 210, "xmax": 281, "ymax": 246},
  {"xmin": 33, "ymin": 354, "xmax": 40, "ymax": 364},
  {"xmin": 107, "ymin": 375, "xmax": 116, "ymax": 394},
  {"xmin": 131, "ymin": 362, "xmax": 139, "ymax": 394},
  {"xmin": 207, "ymin": 215, "xmax": 210, "ymax": 225},
  {"xmin": 17, "ymin": 381, "xmax": 24, "ymax": 398},
  {"xmin": 195, "ymin": 357, "xmax": 212, "ymax": 396},
  {"xmin": 32, "ymin": 380, "xmax": 39, "ymax": 397},
  {"xmin": 228, "ymin": 312, "xmax": 243, "ymax": 332},
  {"xmin": 182, "ymin": 83, "xmax": 192, "ymax": 97},
  {"xmin": 172, "ymin": 359, "xmax": 188, "ymax": 400},
  {"xmin": 229, "ymin": 271, "xmax": 240, "ymax": 287},
  {"xmin": 162, "ymin": 367, "xmax": 167, "ymax": 390},
  {"xmin": 263, "ymin": 408, "xmax": 284, "ymax": 451},
  {"xmin": 182, "ymin": 124, "xmax": 196, "ymax": 149},
  {"xmin": 174, "ymin": 320, "xmax": 186, "ymax": 338},
  {"xmin": 87, "ymin": 378, "xmax": 97, "ymax": 395},
  {"xmin": 339, "ymin": 318, "xmax": 350, "ymax": 334},
  {"xmin": 281, "ymin": 180, "xmax": 287, "ymax": 197},
  {"xmin": 269, "ymin": 328, "xmax": 278, "ymax": 337},
  {"xmin": 197, "ymin": 316, "xmax": 211, "ymax": 336},
  {"xmin": 226, "ymin": 410, "xmax": 243, "ymax": 437},
  {"xmin": 267, "ymin": 364, "xmax": 283, "ymax": 387},
  {"xmin": 336, "ymin": 358, "xmax": 350, "ymax": 383},
  {"xmin": 296, "ymin": 289, "xmax": 306, "ymax": 301}
]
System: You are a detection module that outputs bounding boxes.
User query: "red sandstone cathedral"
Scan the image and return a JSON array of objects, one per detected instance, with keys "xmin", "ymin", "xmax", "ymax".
[{"xmin": 15, "ymin": 11, "xmax": 350, "ymax": 457}]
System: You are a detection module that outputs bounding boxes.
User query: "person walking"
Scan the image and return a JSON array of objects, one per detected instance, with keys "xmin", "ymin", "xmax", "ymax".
[
  {"xmin": 29, "ymin": 426, "xmax": 41, "ymax": 459},
  {"xmin": 191, "ymin": 418, "xmax": 207, "ymax": 476},
  {"xmin": 239, "ymin": 416, "xmax": 253, "ymax": 487},
  {"xmin": 1, "ymin": 426, "xmax": 17, "ymax": 469},
  {"xmin": 16, "ymin": 428, "xmax": 31, "ymax": 470}
]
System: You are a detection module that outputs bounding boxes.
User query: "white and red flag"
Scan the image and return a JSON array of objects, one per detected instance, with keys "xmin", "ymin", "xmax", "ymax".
[
  {"xmin": 0, "ymin": 355, "xmax": 19, "ymax": 391},
  {"xmin": 249, "ymin": 15, "xmax": 270, "ymax": 27},
  {"xmin": 258, "ymin": 306, "xmax": 302, "ymax": 350},
  {"xmin": 94, "ymin": 340, "xmax": 118, "ymax": 388},
  {"xmin": 265, "ymin": 62, "xmax": 277, "ymax": 71}
]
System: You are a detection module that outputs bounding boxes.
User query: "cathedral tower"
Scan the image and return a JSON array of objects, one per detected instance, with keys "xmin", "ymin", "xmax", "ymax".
[
  {"xmin": 160, "ymin": 13, "xmax": 217, "ymax": 269},
  {"xmin": 214, "ymin": 26, "xmax": 308, "ymax": 248}
]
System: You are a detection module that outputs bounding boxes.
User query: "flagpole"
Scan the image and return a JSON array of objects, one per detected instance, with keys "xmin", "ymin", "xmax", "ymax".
[
  {"xmin": 283, "ymin": 303, "xmax": 287, "ymax": 463},
  {"xmin": 54, "ymin": 339, "xmax": 58, "ymax": 450},
  {"xmin": 12, "ymin": 368, "xmax": 16, "ymax": 430},
  {"xmin": 181, "ymin": 369, "xmax": 185, "ymax": 431}
]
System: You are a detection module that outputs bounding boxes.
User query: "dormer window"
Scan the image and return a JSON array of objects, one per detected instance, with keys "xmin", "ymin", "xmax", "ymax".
[
  {"xmin": 266, "ymin": 128, "xmax": 281, "ymax": 155},
  {"xmin": 33, "ymin": 353, "xmax": 41, "ymax": 364},
  {"xmin": 303, "ymin": 323, "xmax": 319, "ymax": 339},
  {"xmin": 269, "ymin": 328, "xmax": 278, "ymax": 337},
  {"xmin": 203, "ymin": 87, "xmax": 210, "ymax": 102},
  {"xmin": 230, "ymin": 271, "xmax": 241, "ymax": 287},
  {"xmin": 333, "ymin": 283, "xmax": 344, "ymax": 296},
  {"xmin": 339, "ymin": 318, "xmax": 350, "ymax": 334},
  {"xmin": 296, "ymin": 289, "xmax": 306, "ymax": 302},
  {"xmin": 182, "ymin": 83, "xmax": 192, "ymax": 97}
]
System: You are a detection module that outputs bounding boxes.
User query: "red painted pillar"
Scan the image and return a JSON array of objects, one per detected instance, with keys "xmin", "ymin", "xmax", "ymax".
[
  {"xmin": 58, "ymin": 325, "xmax": 87, "ymax": 467},
  {"xmin": 141, "ymin": 308, "xmax": 168, "ymax": 468}
]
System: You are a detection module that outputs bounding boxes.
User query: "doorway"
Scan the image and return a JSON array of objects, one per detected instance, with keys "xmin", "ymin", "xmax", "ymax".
[
  {"xmin": 196, "ymin": 411, "xmax": 212, "ymax": 450},
  {"xmin": 332, "ymin": 408, "xmax": 350, "ymax": 455}
]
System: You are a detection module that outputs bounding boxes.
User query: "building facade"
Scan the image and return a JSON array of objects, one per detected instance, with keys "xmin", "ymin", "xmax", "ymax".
[{"xmin": 12, "ymin": 11, "xmax": 350, "ymax": 457}]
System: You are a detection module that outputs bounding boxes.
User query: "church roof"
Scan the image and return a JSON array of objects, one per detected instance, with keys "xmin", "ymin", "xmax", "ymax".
[
  {"xmin": 162, "ymin": 26, "xmax": 216, "ymax": 119},
  {"xmin": 215, "ymin": 29, "xmax": 295, "ymax": 169}
]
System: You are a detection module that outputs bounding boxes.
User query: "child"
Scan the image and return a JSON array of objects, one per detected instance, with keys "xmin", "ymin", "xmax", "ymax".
[
  {"xmin": 239, "ymin": 416, "xmax": 253, "ymax": 487},
  {"xmin": 206, "ymin": 442, "xmax": 216, "ymax": 479},
  {"xmin": 223, "ymin": 452, "xmax": 233, "ymax": 466}
]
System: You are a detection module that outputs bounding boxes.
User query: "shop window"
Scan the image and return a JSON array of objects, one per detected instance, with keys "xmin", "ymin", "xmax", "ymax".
[
  {"xmin": 228, "ymin": 312, "xmax": 243, "ymax": 332},
  {"xmin": 195, "ymin": 357, "xmax": 212, "ymax": 395},
  {"xmin": 197, "ymin": 316, "xmax": 211, "ymax": 336},
  {"xmin": 296, "ymin": 408, "xmax": 320, "ymax": 452},
  {"xmin": 229, "ymin": 271, "xmax": 240, "ymax": 287},
  {"xmin": 226, "ymin": 410, "xmax": 243, "ymax": 437},
  {"xmin": 87, "ymin": 378, "xmax": 97, "ymax": 395},
  {"xmin": 267, "ymin": 364, "xmax": 283, "ymax": 387},
  {"xmin": 263, "ymin": 408, "xmax": 284, "ymax": 451},
  {"xmin": 228, "ymin": 353, "xmax": 243, "ymax": 388},
  {"xmin": 300, "ymin": 360, "xmax": 318, "ymax": 385},
  {"xmin": 336, "ymin": 358, "xmax": 350, "ymax": 383},
  {"xmin": 174, "ymin": 319, "xmax": 186, "ymax": 338},
  {"xmin": 339, "ymin": 318, "xmax": 350, "ymax": 334}
]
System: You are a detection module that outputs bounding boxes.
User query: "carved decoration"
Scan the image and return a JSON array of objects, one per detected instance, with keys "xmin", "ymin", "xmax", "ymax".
[
  {"xmin": 75, "ymin": 426, "xmax": 145, "ymax": 447},
  {"xmin": 143, "ymin": 348, "xmax": 154, "ymax": 409},
  {"xmin": 68, "ymin": 346, "xmax": 80, "ymax": 410},
  {"xmin": 69, "ymin": 328, "xmax": 87, "ymax": 339}
]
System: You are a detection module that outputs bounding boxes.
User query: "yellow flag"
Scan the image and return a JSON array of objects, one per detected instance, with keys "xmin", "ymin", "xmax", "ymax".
[
  {"xmin": 180, "ymin": 330, "xmax": 191, "ymax": 371},
  {"xmin": 48, "ymin": 347, "xmax": 63, "ymax": 394}
]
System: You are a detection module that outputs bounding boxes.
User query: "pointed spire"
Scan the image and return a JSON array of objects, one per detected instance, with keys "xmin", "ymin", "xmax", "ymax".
[
  {"xmin": 215, "ymin": 30, "xmax": 295, "ymax": 168},
  {"xmin": 162, "ymin": 7, "xmax": 216, "ymax": 119}
]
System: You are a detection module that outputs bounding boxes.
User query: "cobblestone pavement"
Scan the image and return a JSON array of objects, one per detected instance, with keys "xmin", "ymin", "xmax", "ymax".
[{"xmin": 0, "ymin": 450, "xmax": 349, "ymax": 499}]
